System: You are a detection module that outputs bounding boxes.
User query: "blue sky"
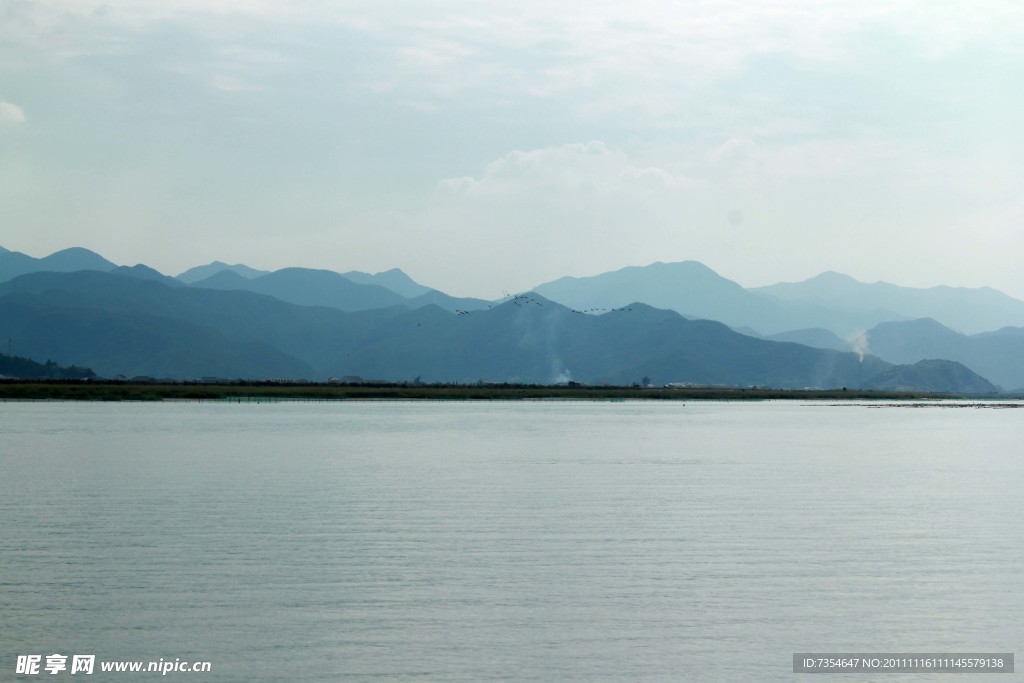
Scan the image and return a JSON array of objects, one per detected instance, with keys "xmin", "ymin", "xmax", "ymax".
[{"xmin": 2, "ymin": 0, "xmax": 1022, "ymax": 298}]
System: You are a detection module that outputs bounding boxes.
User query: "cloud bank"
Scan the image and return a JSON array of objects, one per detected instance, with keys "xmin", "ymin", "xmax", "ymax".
[
  {"xmin": 1, "ymin": 1, "xmax": 1022, "ymax": 299},
  {"xmin": 0, "ymin": 101, "xmax": 26, "ymax": 125}
]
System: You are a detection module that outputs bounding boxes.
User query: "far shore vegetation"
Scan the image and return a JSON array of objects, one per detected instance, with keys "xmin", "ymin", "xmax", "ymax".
[{"xmin": 0, "ymin": 379, "xmax": 1015, "ymax": 402}]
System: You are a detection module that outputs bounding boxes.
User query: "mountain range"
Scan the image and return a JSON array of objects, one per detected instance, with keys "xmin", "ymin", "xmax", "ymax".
[
  {"xmin": 190, "ymin": 267, "xmax": 489, "ymax": 314},
  {"xmin": 0, "ymin": 246, "xmax": 117, "ymax": 282},
  {"xmin": 532, "ymin": 262, "xmax": 1024, "ymax": 337},
  {"xmin": 0, "ymin": 245, "xmax": 1019, "ymax": 392},
  {"xmin": 862, "ymin": 318, "xmax": 1024, "ymax": 392},
  {"xmin": 752, "ymin": 272, "xmax": 1024, "ymax": 336},
  {"xmin": 0, "ymin": 268, "xmax": 996, "ymax": 392}
]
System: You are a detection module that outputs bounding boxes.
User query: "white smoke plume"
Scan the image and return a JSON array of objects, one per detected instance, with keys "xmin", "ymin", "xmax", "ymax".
[
  {"xmin": 850, "ymin": 331, "xmax": 870, "ymax": 362},
  {"xmin": 551, "ymin": 360, "xmax": 572, "ymax": 384}
]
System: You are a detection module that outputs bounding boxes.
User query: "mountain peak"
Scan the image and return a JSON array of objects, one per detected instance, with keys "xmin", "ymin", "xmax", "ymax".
[
  {"xmin": 194, "ymin": 269, "xmax": 250, "ymax": 286},
  {"xmin": 340, "ymin": 268, "xmax": 431, "ymax": 298},
  {"xmin": 40, "ymin": 247, "xmax": 117, "ymax": 270},
  {"xmin": 176, "ymin": 261, "xmax": 269, "ymax": 284},
  {"xmin": 808, "ymin": 271, "xmax": 860, "ymax": 284},
  {"xmin": 532, "ymin": 259, "xmax": 761, "ymax": 326},
  {"xmin": 619, "ymin": 260, "xmax": 719, "ymax": 276},
  {"xmin": 113, "ymin": 264, "xmax": 181, "ymax": 286},
  {"xmin": 48, "ymin": 246, "xmax": 104, "ymax": 257}
]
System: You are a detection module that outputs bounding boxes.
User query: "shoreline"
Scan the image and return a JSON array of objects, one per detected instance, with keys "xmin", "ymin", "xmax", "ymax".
[{"xmin": 1, "ymin": 379, "xmax": 1017, "ymax": 402}]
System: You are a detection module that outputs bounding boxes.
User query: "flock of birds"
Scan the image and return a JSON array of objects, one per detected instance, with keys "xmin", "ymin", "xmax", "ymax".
[
  {"xmin": 569, "ymin": 305, "xmax": 633, "ymax": 315},
  {"xmin": 507, "ymin": 292, "xmax": 544, "ymax": 308},
  {"xmin": 450, "ymin": 292, "xmax": 545, "ymax": 317}
]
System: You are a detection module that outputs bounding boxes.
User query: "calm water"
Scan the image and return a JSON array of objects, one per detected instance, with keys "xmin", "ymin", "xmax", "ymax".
[{"xmin": 1, "ymin": 400, "xmax": 1021, "ymax": 682}]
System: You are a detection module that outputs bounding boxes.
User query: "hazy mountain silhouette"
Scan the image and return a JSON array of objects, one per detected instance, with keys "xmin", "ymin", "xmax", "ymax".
[
  {"xmin": 533, "ymin": 261, "xmax": 907, "ymax": 337},
  {"xmin": 0, "ymin": 246, "xmax": 1017, "ymax": 392},
  {"xmin": 864, "ymin": 318, "xmax": 1024, "ymax": 391},
  {"xmin": 0, "ymin": 270, "xmax": 1001, "ymax": 391},
  {"xmin": 754, "ymin": 271, "xmax": 1024, "ymax": 334},
  {"xmin": 113, "ymin": 264, "xmax": 184, "ymax": 286},
  {"xmin": 177, "ymin": 261, "xmax": 435, "ymax": 299},
  {"xmin": 405, "ymin": 289, "xmax": 492, "ymax": 313},
  {"xmin": 0, "ymin": 246, "xmax": 117, "ymax": 283},
  {"xmin": 13, "ymin": 246, "xmax": 1024, "ymax": 344},
  {"xmin": 0, "ymin": 270, "xmax": 347, "ymax": 379},
  {"xmin": 176, "ymin": 261, "xmax": 270, "ymax": 284},
  {"xmin": 192, "ymin": 267, "xmax": 411, "ymax": 311},
  {"xmin": 340, "ymin": 268, "xmax": 433, "ymax": 298},
  {"xmin": 0, "ymin": 269, "xmax": 964, "ymax": 390},
  {"xmin": 0, "ymin": 297, "xmax": 314, "ymax": 379},
  {"xmin": 283, "ymin": 294, "xmax": 990, "ymax": 391},
  {"xmin": 762, "ymin": 328, "xmax": 852, "ymax": 352},
  {"xmin": 192, "ymin": 267, "xmax": 490, "ymax": 314},
  {"xmin": 535, "ymin": 260, "xmax": 762, "ymax": 320},
  {"xmin": 864, "ymin": 359, "xmax": 997, "ymax": 393}
]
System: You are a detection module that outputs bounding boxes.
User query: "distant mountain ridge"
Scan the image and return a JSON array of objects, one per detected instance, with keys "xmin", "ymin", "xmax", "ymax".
[
  {"xmin": 761, "ymin": 328, "xmax": 852, "ymax": 352},
  {"xmin": 192, "ymin": 267, "xmax": 413, "ymax": 312},
  {"xmin": 191, "ymin": 267, "xmax": 491, "ymax": 314},
  {"xmin": 0, "ymin": 246, "xmax": 489, "ymax": 315},
  {"xmin": 3, "ymin": 245, "xmax": 1021, "ymax": 389},
  {"xmin": 535, "ymin": 261, "xmax": 760, "ymax": 320},
  {"xmin": 176, "ymin": 261, "xmax": 270, "ymax": 284},
  {"xmin": 0, "ymin": 247, "xmax": 117, "ymax": 283},
  {"xmin": 534, "ymin": 262, "xmax": 1024, "ymax": 338},
  {"xmin": 753, "ymin": 271, "xmax": 1024, "ymax": 335},
  {"xmin": 114, "ymin": 264, "xmax": 184, "ymax": 286},
  {"xmin": 340, "ymin": 268, "xmax": 433, "ymax": 299},
  {"xmin": 10, "ymin": 245, "xmax": 1024, "ymax": 338},
  {"xmin": 533, "ymin": 261, "xmax": 908, "ymax": 337},
  {"xmin": 865, "ymin": 359, "xmax": 997, "ymax": 393},
  {"xmin": 176, "ymin": 260, "xmax": 435, "ymax": 299},
  {"xmin": 0, "ymin": 269, "xmax": 997, "ymax": 392},
  {"xmin": 863, "ymin": 318, "xmax": 1024, "ymax": 391}
]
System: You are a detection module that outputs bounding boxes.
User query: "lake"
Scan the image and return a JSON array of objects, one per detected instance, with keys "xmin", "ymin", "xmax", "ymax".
[{"xmin": 1, "ymin": 400, "xmax": 1021, "ymax": 681}]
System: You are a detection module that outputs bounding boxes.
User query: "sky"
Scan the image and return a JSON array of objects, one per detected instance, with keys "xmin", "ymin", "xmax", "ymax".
[{"xmin": 1, "ymin": 0, "xmax": 1022, "ymax": 299}]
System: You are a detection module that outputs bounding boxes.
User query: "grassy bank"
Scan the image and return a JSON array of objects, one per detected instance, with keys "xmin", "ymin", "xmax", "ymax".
[{"xmin": 0, "ymin": 379, "xmax": 1000, "ymax": 402}]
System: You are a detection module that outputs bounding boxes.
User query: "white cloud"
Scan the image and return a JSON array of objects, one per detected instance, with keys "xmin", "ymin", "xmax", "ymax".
[
  {"xmin": 331, "ymin": 133, "xmax": 1024, "ymax": 298},
  {"xmin": 5, "ymin": 0, "xmax": 1024, "ymax": 301},
  {"xmin": 707, "ymin": 138, "xmax": 760, "ymax": 167},
  {"xmin": 17, "ymin": 1, "xmax": 1024, "ymax": 113},
  {"xmin": 438, "ymin": 141, "xmax": 697, "ymax": 198},
  {"xmin": 184, "ymin": 142, "xmax": 695, "ymax": 298},
  {"xmin": 367, "ymin": 141, "xmax": 708, "ymax": 294},
  {"xmin": 314, "ymin": 1, "xmax": 1024, "ymax": 123},
  {"xmin": 0, "ymin": 101, "xmax": 26, "ymax": 125}
]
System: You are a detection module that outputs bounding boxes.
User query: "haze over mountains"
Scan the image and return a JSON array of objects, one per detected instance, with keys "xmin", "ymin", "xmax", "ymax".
[
  {"xmin": 0, "ymin": 246, "xmax": 117, "ymax": 282},
  {"xmin": 864, "ymin": 319, "xmax": 1024, "ymax": 393},
  {"xmin": 191, "ymin": 267, "xmax": 490, "ymax": 314},
  {"xmin": 0, "ymin": 245, "xmax": 1020, "ymax": 392},
  {"xmin": 1, "ymin": 267, "xmax": 972, "ymax": 390},
  {"xmin": 176, "ymin": 261, "xmax": 269, "ymax": 284},
  {"xmin": 753, "ymin": 272, "xmax": 1024, "ymax": 336},
  {"xmin": 533, "ymin": 262, "xmax": 1024, "ymax": 337}
]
